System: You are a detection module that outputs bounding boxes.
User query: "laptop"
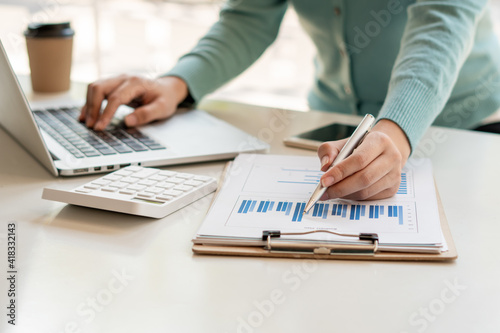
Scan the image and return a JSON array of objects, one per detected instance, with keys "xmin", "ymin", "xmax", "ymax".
[{"xmin": 0, "ymin": 40, "xmax": 269, "ymax": 176}]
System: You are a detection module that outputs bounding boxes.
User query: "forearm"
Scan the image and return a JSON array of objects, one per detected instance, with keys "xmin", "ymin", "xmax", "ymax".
[{"xmin": 165, "ymin": 0, "xmax": 288, "ymax": 103}]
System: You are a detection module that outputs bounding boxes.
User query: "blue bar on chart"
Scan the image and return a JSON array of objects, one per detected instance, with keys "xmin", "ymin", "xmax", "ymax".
[
  {"xmin": 243, "ymin": 200, "xmax": 251, "ymax": 213},
  {"xmin": 313, "ymin": 203, "xmax": 319, "ymax": 217},
  {"xmin": 236, "ymin": 199, "xmax": 406, "ymax": 225},
  {"xmin": 262, "ymin": 201, "xmax": 270, "ymax": 213},
  {"xmin": 397, "ymin": 173, "xmax": 408, "ymax": 195},
  {"xmin": 238, "ymin": 200, "xmax": 258, "ymax": 214},
  {"xmin": 292, "ymin": 202, "xmax": 306, "ymax": 222},
  {"xmin": 238, "ymin": 200, "xmax": 247, "ymax": 213},
  {"xmin": 322, "ymin": 204, "xmax": 329, "ymax": 219},
  {"xmin": 257, "ymin": 201, "xmax": 264, "ymax": 213}
]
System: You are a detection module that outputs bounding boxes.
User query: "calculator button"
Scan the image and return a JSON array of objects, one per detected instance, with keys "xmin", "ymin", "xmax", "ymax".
[
  {"xmin": 138, "ymin": 179, "xmax": 156, "ymax": 186},
  {"xmin": 109, "ymin": 181, "xmax": 128, "ymax": 188},
  {"xmin": 149, "ymin": 175, "xmax": 167, "ymax": 182},
  {"xmin": 156, "ymin": 195, "xmax": 174, "ymax": 201},
  {"xmin": 176, "ymin": 173, "xmax": 193, "ymax": 179},
  {"xmin": 165, "ymin": 177, "xmax": 184, "ymax": 184},
  {"xmin": 156, "ymin": 182, "xmax": 174, "ymax": 189},
  {"xmin": 184, "ymin": 180, "xmax": 203, "ymax": 187},
  {"xmin": 193, "ymin": 176, "xmax": 211, "ymax": 182},
  {"xmin": 120, "ymin": 177, "xmax": 137, "ymax": 183},
  {"xmin": 92, "ymin": 179, "xmax": 111, "ymax": 186},
  {"xmin": 174, "ymin": 185, "xmax": 193, "ymax": 192},
  {"xmin": 136, "ymin": 192, "xmax": 153, "ymax": 198},
  {"xmin": 124, "ymin": 166, "xmax": 142, "ymax": 172},
  {"xmin": 131, "ymin": 168, "xmax": 158, "ymax": 179},
  {"xmin": 162, "ymin": 189, "xmax": 183, "ymax": 197},
  {"xmin": 103, "ymin": 174, "xmax": 122, "ymax": 181},
  {"xmin": 158, "ymin": 170, "xmax": 176, "ymax": 177},
  {"xmin": 101, "ymin": 187, "xmax": 117, "ymax": 192},
  {"xmin": 127, "ymin": 184, "xmax": 146, "ymax": 191},
  {"xmin": 83, "ymin": 184, "xmax": 100, "ymax": 190},
  {"xmin": 114, "ymin": 170, "xmax": 134, "ymax": 177},
  {"xmin": 145, "ymin": 187, "xmax": 164, "ymax": 194},
  {"xmin": 119, "ymin": 189, "xmax": 136, "ymax": 195}
]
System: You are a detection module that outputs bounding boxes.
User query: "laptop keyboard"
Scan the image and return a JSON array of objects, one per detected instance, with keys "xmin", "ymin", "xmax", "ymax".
[{"xmin": 33, "ymin": 107, "xmax": 166, "ymax": 158}]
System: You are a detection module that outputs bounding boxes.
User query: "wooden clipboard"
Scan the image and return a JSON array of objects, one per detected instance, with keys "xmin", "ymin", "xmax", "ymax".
[{"xmin": 192, "ymin": 163, "xmax": 458, "ymax": 261}]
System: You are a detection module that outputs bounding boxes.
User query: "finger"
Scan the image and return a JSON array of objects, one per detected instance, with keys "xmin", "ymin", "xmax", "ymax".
[
  {"xmin": 317, "ymin": 139, "xmax": 348, "ymax": 171},
  {"xmin": 323, "ymin": 154, "xmax": 394, "ymax": 199},
  {"xmin": 84, "ymin": 76, "xmax": 127, "ymax": 128},
  {"xmin": 79, "ymin": 104, "xmax": 87, "ymax": 122},
  {"xmin": 320, "ymin": 133, "xmax": 386, "ymax": 188},
  {"xmin": 94, "ymin": 79, "xmax": 148, "ymax": 130},
  {"xmin": 340, "ymin": 166, "xmax": 400, "ymax": 200},
  {"xmin": 125, "ymin": 100, "xmax": 174, "ymax": 127}
]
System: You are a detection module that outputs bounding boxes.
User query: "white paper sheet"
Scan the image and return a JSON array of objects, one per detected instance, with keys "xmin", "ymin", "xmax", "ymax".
[{"xmin": 195, "ymin": 154, "xmax": 445, "ymax": 252}]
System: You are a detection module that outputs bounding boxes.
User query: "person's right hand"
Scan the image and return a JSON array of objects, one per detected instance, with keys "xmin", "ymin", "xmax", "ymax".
[{"xmin": 79, "ymin": 75, "xmax": 189, "ymax": 131}]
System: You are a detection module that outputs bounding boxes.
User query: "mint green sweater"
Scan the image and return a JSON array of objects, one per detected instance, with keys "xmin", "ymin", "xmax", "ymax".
[{"xmin": 166, "ymin": 0, "xmax": 500, "ymax": 150}]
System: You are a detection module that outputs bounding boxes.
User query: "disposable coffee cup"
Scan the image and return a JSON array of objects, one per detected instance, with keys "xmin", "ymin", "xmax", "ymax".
[{"xmin": 24, "ymin": 22, "xmax": 75, "ymax": 93}]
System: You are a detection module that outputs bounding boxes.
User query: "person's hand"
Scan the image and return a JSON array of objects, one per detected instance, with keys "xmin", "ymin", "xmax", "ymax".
[
  {"xmin": 317, "ymin": 119, "xmax": 411, "ymax": 201},
  {"xmin": 79, "ymin": 75, "xmax": 189, "ymax": 131}
]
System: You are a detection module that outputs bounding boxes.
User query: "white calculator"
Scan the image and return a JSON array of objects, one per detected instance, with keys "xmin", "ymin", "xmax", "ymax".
[{"xmin": 42, "ymin": 166, "xmax": 218, "ymax": 218}]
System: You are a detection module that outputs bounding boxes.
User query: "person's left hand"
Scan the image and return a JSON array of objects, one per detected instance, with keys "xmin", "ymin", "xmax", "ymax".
[{"xmin": 317, "ymin": 119, "xmax": 411, "ymax": 201}]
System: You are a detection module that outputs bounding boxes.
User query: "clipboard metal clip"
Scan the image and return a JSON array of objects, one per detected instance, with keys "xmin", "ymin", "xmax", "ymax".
[{"xmin": 262, "ymin": 230, "xmax": 379, "ymax": 256}]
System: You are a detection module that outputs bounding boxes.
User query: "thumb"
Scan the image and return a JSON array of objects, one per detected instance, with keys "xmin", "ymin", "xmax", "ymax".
[{"xmin": 125, "ymin": 101, "xmax": 173, "ymax": 127}]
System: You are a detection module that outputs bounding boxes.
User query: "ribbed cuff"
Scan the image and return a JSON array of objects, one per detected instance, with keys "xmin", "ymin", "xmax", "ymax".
[{"xmin": 377, "ymin": 78, "xmax": 442, "ymax": 153}]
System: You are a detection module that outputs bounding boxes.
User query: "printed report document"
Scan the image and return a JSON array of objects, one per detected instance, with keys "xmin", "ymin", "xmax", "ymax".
[{"xmin": 193, "ymin": 154, "xmax": 447, "ymax": 254}]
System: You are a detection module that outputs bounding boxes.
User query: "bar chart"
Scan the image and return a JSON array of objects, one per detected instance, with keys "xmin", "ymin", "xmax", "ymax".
[{"xmin": 229, "ymin": 196, "xmax": 417, "ymax": 233}]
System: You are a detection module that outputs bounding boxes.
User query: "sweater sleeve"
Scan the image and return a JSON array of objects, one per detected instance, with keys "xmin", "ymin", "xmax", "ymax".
[
  {"xmin": 164, "ymin": 0, "xmax": 288, "ymax": 103},
  {"xmin": 377, "ymin": 0, "xmax": 488, "ymax": 151}
]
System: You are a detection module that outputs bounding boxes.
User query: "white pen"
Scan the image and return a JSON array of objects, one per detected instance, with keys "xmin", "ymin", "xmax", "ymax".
[{"xmin": 303, "ymin": 114, "xmax": 375, "ymax": 214}]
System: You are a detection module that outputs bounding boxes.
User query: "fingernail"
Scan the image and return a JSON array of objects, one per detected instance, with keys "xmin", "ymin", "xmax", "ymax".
[
  {"xmin": 321, "ymin": 176, "xmax": 334, "ymax": 188},
  {"xmin": 85, "ymin": 118, "xmax": 93, "ymax": 127},
  {"xmin": 125, "ymin": 114, "xmax": 137, "ymax": 127},
  {"xmin": 321, "ymin": 156, "xmax": 329, "ymax": 168}
]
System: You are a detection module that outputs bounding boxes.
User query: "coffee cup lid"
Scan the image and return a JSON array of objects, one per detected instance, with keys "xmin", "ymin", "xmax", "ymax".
[{"xmin": 24, "ymin": 22, "xmax": 75, "ymax": 38}]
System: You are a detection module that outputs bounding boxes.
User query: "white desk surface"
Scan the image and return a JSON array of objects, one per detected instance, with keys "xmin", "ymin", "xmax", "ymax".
[{"xmin": 1, "ymin": 81, "xmax": 500, "ymax": 333}]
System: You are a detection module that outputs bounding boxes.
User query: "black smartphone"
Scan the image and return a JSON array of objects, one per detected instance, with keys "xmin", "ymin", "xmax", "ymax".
[{"xmin": 283, "ymin": 123, "xmax": 357, "ymax": 150}]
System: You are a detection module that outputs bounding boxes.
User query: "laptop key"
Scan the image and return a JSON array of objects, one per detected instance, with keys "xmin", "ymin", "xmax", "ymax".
[
  {"xmin": 148, "ymin": 144, "xmax": 166, "ymax": 150},
  {"xmin": 83, "ymin": 151, "xmax": 101, "ymax": 157},
  {"xmin": 114, "ymin": 146, "xmax": 133, "ymax": 153},
  {"xmin": 98, "ymin": 149, "xmax": 116, "ymax": 155}
]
